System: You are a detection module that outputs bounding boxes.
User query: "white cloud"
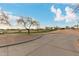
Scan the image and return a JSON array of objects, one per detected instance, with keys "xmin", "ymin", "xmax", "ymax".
[
  {"xmin": 65, "ymin": 6, "xmax": 77, "ymax": 22},
  {"xmin": 55, "ymin": 8, "xmax": 65, "ymax": 21},
  {"xmin": 0, "ymin": 8, "xmax": 20, "ymax": 29},
  {"xmin": 51, "ymin": 5, "xmax": 65, "ymax": 21},
  {"xmin": 0, "ymin": 24, "xmax": 11, "ymax": 29},
  {"xmin": 0, "ymin": 7, "xmax": 19, "ymax": 20},
  {"xmin": 51, "ymin": 5, "xmax": 78, "ymax": 23},
  {"xmin": 0, "ymin": 7, "xmax": 39, "ymax": 29},
  {"xmin": 8, "ymin": 15, "xmax": 19, "ymax": 21},
  {"xmin": 51, "ymin": 5, "xmax": 56, "ymax": 13}
]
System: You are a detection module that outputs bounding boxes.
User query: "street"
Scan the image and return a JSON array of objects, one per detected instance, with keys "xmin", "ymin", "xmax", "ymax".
[{"xmin": 0, "ymin": 29, "xmax": 79, "ymax": 56}]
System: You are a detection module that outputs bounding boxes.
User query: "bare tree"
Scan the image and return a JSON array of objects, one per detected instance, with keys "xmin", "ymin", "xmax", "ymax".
[
  {"xmin": 74, "ymin": 21, "xmax": 79, "ymax": 29},
  {"xmin": 17, "ymin": 16, "xmax": 39, "ymax": 34},
  {"xmin": 0, "ymin": 9, "xmax": 11, "ymax": 26},
  {"xmin": 73, "ymin": 4, "xmax": 79, "ymax": 13},
  {"xmin": 71, "ymin": 4, "xmax": 79, "ymax": 29},
  {"xmin": 31, "ymin": 20, "xmax": 40, "ymax": 31}
]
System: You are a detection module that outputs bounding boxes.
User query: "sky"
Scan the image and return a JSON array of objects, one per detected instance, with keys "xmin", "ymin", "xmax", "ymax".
[{"xmin": 0, "ymin": 3, "xmax": 78, "ymax": 29}]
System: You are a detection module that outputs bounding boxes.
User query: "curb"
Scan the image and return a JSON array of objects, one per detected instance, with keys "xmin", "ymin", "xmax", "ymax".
[{"xmin": 0, "ymin": 35, "xmax": 43, "ymax": 48}]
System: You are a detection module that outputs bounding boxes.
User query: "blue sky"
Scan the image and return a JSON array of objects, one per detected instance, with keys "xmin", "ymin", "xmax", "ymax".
[{"xmin": 0, "ymin": 3, "xmax": 78, "ymax": 28}]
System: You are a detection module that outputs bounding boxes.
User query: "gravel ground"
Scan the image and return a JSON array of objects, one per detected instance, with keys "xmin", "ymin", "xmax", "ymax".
[{"xmin": 0, "ymin": 34, "xmax": 42, "ymax": 47}]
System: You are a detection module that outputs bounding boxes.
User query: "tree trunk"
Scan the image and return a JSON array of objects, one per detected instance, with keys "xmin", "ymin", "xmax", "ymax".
[{"xmin": 27, "ymin": 29, "xmax": 30, "ymax": 34}]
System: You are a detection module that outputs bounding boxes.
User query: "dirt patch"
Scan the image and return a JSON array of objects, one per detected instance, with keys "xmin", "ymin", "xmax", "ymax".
[{"xmin": 0, "ymin": 34, "xmax": 42, "ymax": 47}]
